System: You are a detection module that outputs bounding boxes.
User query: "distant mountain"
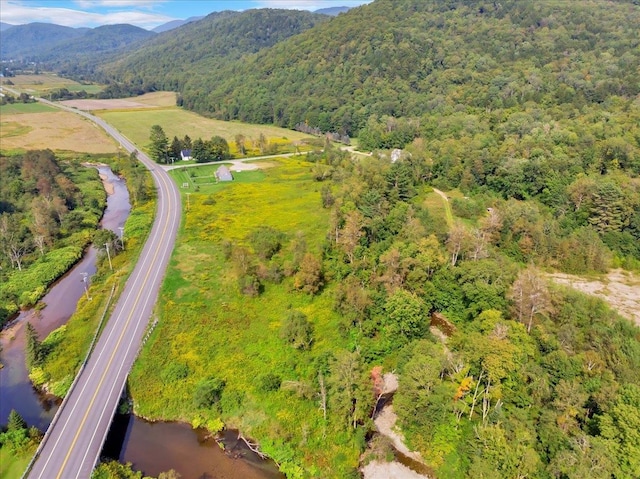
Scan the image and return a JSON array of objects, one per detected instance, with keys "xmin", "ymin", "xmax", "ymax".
[
  {"xmin": 152, "ymin": 16, "xmax": 204, "ymax": 33},
  {"xmin": 43, "ymin": 24, "xmax": 155, "ymax": 59},
  {"xmin": 0, "ymin": 22, "xmax": 15, "ymax": 32},
  {"xmin": 314, "ymin": 6, "xmax": 351, "ymax": 16},
  {"xmin": 0, "ymin": 22, "xmax": 85, "ymax": 59},
  {"xmin": 98, "ymin": 9, "xmax": 328, "ymax": 92},
  {"xmin": 37, "ymin": 24, "xmax": 156, "ymax": 75}
]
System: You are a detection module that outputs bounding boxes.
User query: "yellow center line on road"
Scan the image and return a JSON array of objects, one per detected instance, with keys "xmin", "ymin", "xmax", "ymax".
[{"xmin": 54, "ymin": 171, "xmax": 175, "ymax": 479}]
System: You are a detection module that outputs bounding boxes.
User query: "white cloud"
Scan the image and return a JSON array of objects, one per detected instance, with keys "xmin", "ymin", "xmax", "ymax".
[
  {"xmin": 74, "ymin": 0, "xmax": 166, "ymax": 8},
  {"xmin": 0, "ymin": 0, "xmax": 174, "ymax": 28}
]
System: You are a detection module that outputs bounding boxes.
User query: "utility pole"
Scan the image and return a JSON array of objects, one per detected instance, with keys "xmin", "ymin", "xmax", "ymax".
[
  {"xmin": 186, "ymin": 192, "xmax": 191, "ymax": 212},
  {"xmin": 80, "ymin": 272, "xmax": 91, "ymax": 301},
  {"xmin": 104, "ymin": 242, "xmax": 113, "ymax": 270},
  {"xmin": 118, "ymin": 226, "xmax": 125, "ymax": 250}
]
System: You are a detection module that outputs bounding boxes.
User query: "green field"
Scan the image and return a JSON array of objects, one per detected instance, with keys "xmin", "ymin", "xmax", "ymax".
[
  {"xmin": 4, "ymin": 74, "xmax": 103, "ymax": 95},
  {"xmin": 0, "ymin": 102, "xmax": 57, "ymax": 114},
  {"xmin": 0, "ymin": 449, "xmax": 32, "ymax": 479},
  {"xmin": 170, "ymin": 165, "xmax": 266, "ymax": 193},
  {"xmin": 129, "ymin": 158, "xmax": 364, "ymax": 475},
  {"xmin": 97, "ymin": 107, "xmax": 312, "ymax": 155}
]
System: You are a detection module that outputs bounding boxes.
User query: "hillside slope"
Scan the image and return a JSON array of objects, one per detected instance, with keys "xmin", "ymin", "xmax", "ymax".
[
  {"xmin": 0, "ymin": 23, "xmax": 86, "ymax": 59},
  {"xmin": 97, "ymin": 9, "xmax": 328, "ymax": 93},
  {"xmin": 166, "ymin": 0, "xmax": 639, "ymax": 134}
]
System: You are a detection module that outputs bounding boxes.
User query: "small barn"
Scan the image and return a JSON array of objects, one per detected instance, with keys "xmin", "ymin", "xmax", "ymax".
[
  {"xmin": 215, "ymin": 165, "xmax": 233, "ymax": 182},
  {"xmin": 180, "ymin": 149, "xmax": 192, "ymax": 161}
]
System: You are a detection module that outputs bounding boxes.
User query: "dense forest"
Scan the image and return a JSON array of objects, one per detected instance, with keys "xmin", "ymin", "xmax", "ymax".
[
  {"xmin": 303, "ymin": 141, "xmax": 640, "ymax": 477},
  {"xmin": 0, "ymin": 151, "xmax": 107, "ymax": 326},
  {"xmin": 93, "ymin": 9, "xmax": 328, "ymax": 95},
  {"xmin": 95, "ymin": 0, "xmax": 639, "ymax": 138}
]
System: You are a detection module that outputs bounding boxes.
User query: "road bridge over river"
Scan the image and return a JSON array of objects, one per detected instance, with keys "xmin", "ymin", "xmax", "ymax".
[{"xmin": 25, "ymin": 98, "xmax": 181, "ymax": 479}]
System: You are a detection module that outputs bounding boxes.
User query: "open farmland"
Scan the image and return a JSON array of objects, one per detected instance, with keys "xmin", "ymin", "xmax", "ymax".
[
  {"xmin": 0, "ymin": 110, "xmax": 118, "ymax": 154},
  {"xmin": 97, "ymin": 107, "xmax": 313, "ymax": 153},
  {"xmin": 60, "ymin": 91, "xmax": 178, "ymax": 111},
  {"xmin": 3, "ymin": 74, "xmax": 103, "ymax": 94}
]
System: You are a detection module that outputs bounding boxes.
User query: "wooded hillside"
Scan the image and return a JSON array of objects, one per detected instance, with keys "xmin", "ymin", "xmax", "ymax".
[
  {"xmin": 96, "ymin": 9, "xmax": 328, "ymax": 95},
  {"xmin": 175, "ymin": 0, "xmax": 639, "ymax": 135}
]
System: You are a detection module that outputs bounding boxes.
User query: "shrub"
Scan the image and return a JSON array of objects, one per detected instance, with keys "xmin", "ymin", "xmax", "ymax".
[
  {"xmin": 258, "ymin": 373, "xmax": 282, "ymax": 392},
  {"xmin": 280, "ymin": 310, "xmax": 314, "ymax": 350},
  {"xmin": 247, "ymin": 226, "xmax": 286, "ymax": 260},
  {"xmin": 193, "ymin": 377, "xmax": 226, "ymax": 409},
  {"xmin": 161, "ymin": 363, "xmax": 189, "ymax": 383}
]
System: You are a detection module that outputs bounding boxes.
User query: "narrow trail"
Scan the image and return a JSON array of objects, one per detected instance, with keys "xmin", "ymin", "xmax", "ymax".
[{"xmin": 432, "ymin": 188, "xmax": 454, "ymax": 227}]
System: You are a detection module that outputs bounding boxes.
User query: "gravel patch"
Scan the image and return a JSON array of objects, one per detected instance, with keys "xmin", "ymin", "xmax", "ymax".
[{"xmin": 549, "ymin": 269, "xmax": 640, "ymax": 326}]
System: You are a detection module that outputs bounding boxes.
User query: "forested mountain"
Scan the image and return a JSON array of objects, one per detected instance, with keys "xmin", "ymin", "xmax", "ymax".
[
  {"xmin": 0, "ymin": 23, "xmax": 87, "ymax": 59},
  {"xmin": 170, "ymin": 0, "xmax": 639, "ymax": 135},
  {"xmin": 37, "ymin": 24, "xmax": 156, "ymax": 75},
  {"xmin": 0, "ymin": 22, "xmax": 15, "ymax": 32},
  {"xmin": 96, "ymin": 9, "xmax": 328, "ymax": 94},
  {"xmin": 314, "ymin": 6, "xmax": 351, "ymax": 15},
  {"xmin": 0, "ymin": 22, "xmax": 154, "ymax": 70},
  {"xmin": 152, "ymin": 15, "xmax": 204, "ymax": 33}
]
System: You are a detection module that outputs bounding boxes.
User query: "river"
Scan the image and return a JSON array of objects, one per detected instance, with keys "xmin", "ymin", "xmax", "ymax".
[{"xmin": 0, "ymin": 165, "xmax": 282, "ymax": 479}]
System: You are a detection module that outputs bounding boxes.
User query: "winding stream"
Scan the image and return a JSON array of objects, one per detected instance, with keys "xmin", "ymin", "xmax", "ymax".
[{"xmin": 1, "ymin": 166, "xmax": 282, "ymax": 478}]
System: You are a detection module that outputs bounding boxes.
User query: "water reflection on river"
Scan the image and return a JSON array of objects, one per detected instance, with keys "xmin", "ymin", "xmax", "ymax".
[
  {"xmin": 1, "ymin": 165, "xmax": 284, "ymax": 479},
  {"xmin": 104, "ymin": 416, "xmax": 284, "ymax": 479},
  {"xmin": 0, "ymin": 166, "xmax": 127, "ymax": 429}
]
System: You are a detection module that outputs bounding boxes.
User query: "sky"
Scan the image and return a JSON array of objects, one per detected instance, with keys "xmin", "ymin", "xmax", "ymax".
[{"xmin": 0, "ymin": 0, "xmax": 372, "ymax": 29}]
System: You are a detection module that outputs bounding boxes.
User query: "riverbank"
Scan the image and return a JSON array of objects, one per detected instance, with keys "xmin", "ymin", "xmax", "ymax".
[
  {"xmin": 0, "ymin": 165, "xmax": 124, "ymax": 428},
  {"xmin": 361, "ymin": 373, "xmax": 434, "ymax": 479}
]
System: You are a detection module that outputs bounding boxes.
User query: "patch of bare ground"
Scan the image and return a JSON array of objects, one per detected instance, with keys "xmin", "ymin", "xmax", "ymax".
[
  {"xmin": 361, "ymin": 373, "xmax": 434, "ymax": 479},
  {"xmin": 60, "ymin": 92, "xmax": 177, "ymax": 111},
  {"xmin": 548, "ymin": 269, "xmax": 640, "ymax": 326},
  {"xmin": 60, "ymin": 99, "xmax": 152, "ymax": 110},
  {"xmin": 362, "ymin": 461, "xmax": 431, "ymax": 479}
]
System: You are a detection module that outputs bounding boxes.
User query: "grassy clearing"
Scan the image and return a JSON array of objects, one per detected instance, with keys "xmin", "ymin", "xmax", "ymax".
[
  {"xmin": 0, "ymin": 102, "xmax": 57, "ymax": 114},
  {"xmin": 0, "ymin": 111, "xmax": 118, "ymax": 154},
  {"xmin": 129, "ymin": 158, "xmax": 362, "ymax": 474},
  {"xmin": 96, "ymin": 107, "xmax": 312, "ymax": 154},
  {"xmin": 170, "ymin": 165, "xmax": 266, "ymax": 193},
  {"xmin": 129, "ymin": 91, "xmax": 177, "ymax": 107},
  {"xmin": 0, "ymin": 448, "xmax": 32, "ymax": 479},
  {"xmin": 3, "ymin": 74, "xmax": 102, "ymax": 94}
]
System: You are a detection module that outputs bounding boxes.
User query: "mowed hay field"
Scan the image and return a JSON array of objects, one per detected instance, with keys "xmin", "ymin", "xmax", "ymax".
[
  {"xmin": 97, "ymin": 106, "xmax": 312, "ymax": 151},
  {"xmin": 4, "ymin": 74, "xmax": 103, "ymax": 94},
  {"xmin": 60, "ymin": 91, "xmax": 178, "ymax": 111},
  {"xmin": 0, "ymin": 107, "xmax": 118, "ymax": 154}
]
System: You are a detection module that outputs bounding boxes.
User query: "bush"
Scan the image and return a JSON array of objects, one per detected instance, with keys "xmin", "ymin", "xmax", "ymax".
[
  {"xmin": 161, "ymin": 363, "xmax": 189, "ymax": 383},
  {"xmin": 193, "ymin": 377, "xmax": 226, "ymax": 409},
  {"xmin": 280, "ymin": 310, "xmax": 314, "ymax": 350},
  {"xmin": 258, "ymin": 373, "xmax": 282, "ymax": 392},
  {"xmin": 247, "ymin": 226, "xmax": 286, "ymax": 260}
]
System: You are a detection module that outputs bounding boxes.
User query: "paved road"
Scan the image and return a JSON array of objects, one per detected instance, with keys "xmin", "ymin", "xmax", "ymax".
[{"xmin": 27, "ymin": 99, "xmax": 181, "ymax": 479}]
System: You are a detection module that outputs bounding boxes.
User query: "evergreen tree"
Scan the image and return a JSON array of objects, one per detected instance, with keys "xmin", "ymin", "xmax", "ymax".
[
  {"xmin": 7, "ymin": 409, "xmax": 27, "ymax": 432},
  {"xmin": 169, "ymin": 136, "xmax": 183, "ymax": 162},
  {"xmin": 25, "ymin": 321, "xmax": 42, "ymax": 369},
  {"xmin": 149, "ymin": 125, "xmax": 168, "ymax": 163}
]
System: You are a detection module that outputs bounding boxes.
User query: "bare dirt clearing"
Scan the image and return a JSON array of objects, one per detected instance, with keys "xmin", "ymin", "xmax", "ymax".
[
  {"xmin": 60, "ymin": 91, "xmax": 177, "ymax": 111},
  {"xmin": 60, "ymin": 98, "xmax": 152, "ymax": 110},
  {"xmin": 0, "ymin": 111, "xmax": 118, "ymax": 153},
  {"xmin": 549, "ymin": 269, "xmax": 640, "ymax": 326}
]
